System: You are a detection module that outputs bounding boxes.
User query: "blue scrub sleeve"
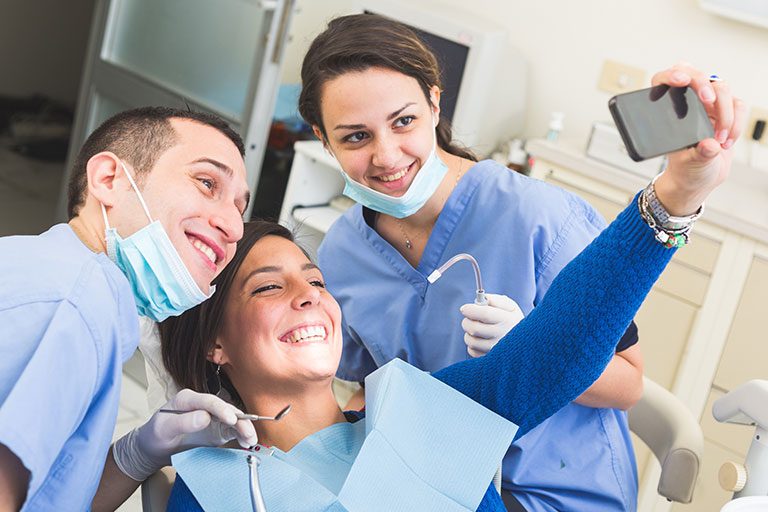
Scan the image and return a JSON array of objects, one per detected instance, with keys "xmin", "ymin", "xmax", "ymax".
[
  {"xmin": 0, "ymin": 301, "xmax": 98, "ymax": 493},
  {"xmin": 335, "ymin": 320, "xmax": 378, "ymax": 383},
  {"xmin": 434, "ymin": 199, "xmax": 674, "ymax": 439}
]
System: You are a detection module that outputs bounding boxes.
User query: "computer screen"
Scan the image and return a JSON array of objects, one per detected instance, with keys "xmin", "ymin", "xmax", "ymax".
[{"xmin": 363, "ymin": 10, "xmax": 468, "ymax": 124}]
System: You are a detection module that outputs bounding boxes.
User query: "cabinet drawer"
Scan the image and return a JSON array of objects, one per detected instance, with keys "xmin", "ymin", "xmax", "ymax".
[
  {"xmin": 634, "ymin": 289, "xmax": 698, "ymax": 390},
  {"xmin": 542, "ymin": 171, "xmax": 629, "ymax": 222},
  {"xmin": 655, "ymin": 261, "xmax": 710, "ymax": 306},
  {"xmin": 714, "ymin": 254, "xmax": 768, "ymax": 391},
  {"xmin": 674, "ymin": 231, "xmax": 721, "ymax": 275}
]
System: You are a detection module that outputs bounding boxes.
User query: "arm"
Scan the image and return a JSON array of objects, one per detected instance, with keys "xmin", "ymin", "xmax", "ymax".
[
  {"xmin": 435, "ymin": 63, "xmax": 742, "ymax": 439},
  {"xmin": 0, "ymin": 444, "xmax": 28, "ymax": 512},
  {"xmin": 573, "ymin": 345, "xmax": 644, "ymax": 410},
  {"xmin": 92, "ymin": 448, "xmax": 140, "ymax": 512}
]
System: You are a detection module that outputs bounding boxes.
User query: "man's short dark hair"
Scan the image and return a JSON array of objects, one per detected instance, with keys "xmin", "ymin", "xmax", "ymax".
[{"xmin": 66, "ymin": 106, "xmax": 245, "ymax": 219}]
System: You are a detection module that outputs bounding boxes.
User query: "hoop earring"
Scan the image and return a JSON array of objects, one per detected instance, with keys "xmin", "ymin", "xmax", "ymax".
[{"xmin": 207, "ymin": 363, "xmax": 222, "ymax": 395}]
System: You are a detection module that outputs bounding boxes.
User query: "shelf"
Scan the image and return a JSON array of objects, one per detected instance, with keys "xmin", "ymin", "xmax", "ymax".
[{"xmin": 291, "ymin": 205, "xmax": 343, "ymax": 234}]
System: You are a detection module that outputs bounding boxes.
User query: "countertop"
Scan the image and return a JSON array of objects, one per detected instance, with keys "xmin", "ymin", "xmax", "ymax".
[{"xmin": 527, "ymin": 138, "xmax": 768, "ymax": 245}]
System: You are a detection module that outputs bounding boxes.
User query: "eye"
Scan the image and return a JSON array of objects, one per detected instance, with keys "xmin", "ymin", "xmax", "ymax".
[
  {"xmin": 251, "ymin": 284, "xmax": 281, "ymax": 295},
  {"xmin": 394, "ymin": 115, "xmax": 415, "ymax": 128},
  {"xmin": 343, "ymin": 131, "xmax": 368, "ymax": 144},
  {"xmin": 198, "ymin": 177, "xmax": 216, "ymax": 191},
  {"xmin": 309, "ymin": 279, "xmax": 325, "ymax": 288}
]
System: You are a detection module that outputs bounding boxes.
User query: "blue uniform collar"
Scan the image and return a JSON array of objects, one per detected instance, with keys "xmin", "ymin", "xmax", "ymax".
[{"xmin": 352, "ymin": 161, "xmax": 491, "ymax": 298}]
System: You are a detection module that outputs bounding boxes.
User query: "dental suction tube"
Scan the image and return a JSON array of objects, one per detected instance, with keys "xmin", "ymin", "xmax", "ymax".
[{"xmin": 427, "ymin": 253, "xmax": 487, "ymax": 305}]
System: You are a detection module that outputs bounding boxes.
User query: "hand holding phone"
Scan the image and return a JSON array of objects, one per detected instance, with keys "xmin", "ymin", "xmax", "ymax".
[{"xmin": 609, "ymin": 85, "xmax": 714, "ymax": 162}]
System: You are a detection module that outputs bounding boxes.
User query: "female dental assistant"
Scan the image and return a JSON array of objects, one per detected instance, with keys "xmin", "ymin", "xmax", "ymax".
[{"xmin": 303, "ymin": 15, "xmax": 644, "ymax": 511}]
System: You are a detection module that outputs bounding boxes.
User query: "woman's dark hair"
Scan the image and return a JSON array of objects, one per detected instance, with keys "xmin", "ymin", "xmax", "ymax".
[
  {"xmin": 298, "ymin": 14, "xmax": 477, "ymax": 162},
  {"xmin": 160, "ymin": 220, "xmax": 295, "ymax": 409}
]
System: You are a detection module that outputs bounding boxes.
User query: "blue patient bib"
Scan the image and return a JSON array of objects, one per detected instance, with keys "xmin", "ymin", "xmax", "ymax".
[{"xmin": 173, "ymin": 359, "xmax": 518, "ymax": 511}]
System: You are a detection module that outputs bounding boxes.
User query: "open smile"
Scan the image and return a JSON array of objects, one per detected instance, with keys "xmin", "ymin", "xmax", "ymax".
[
  {"xmin": 187, "ymin": 233, "xmax": 224, "ymax": 272},
  {"xmin": 371, "ymin": 161, "xmax": 415, "ymax": 190},
  {"xmin": 278, "ymin": 324, "xmax": 328, "ymax": 345}
]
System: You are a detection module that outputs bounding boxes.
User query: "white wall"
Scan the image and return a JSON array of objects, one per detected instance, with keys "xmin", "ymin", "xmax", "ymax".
[
  {"xmin": 283, "ymin": 0, "xmax": 768, "ymax": 160},
  {"xmin": 0, "ymin": 0, "xmax": 96, "ymax": 105}
]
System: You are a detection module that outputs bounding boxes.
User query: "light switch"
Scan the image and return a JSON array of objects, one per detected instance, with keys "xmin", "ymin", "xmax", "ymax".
[
  {"xmin": 748, "ymin": 106, "xmax": 768, "ymax": 145},
  {"xmin": 597, "ymin": 60, "xmax": 646, "ymax": 94}
]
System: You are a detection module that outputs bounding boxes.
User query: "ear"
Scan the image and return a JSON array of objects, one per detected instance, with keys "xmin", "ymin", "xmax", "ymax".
[
  {"xmin": 206, "ymin": 340, "xmax": 230, "ymax": 366},
  {"xmin": 86, "ymin": 152, "xmax": 123, "ymax": 207},
  {"xmin": 428, "ymin": 85, "xmax": 442, "ymax": 126}
]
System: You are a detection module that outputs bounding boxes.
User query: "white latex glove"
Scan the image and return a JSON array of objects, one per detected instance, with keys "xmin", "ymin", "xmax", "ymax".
[
  {"xmin": 460, "ymin": 294, "xmax": 524, "ymax": 358},
  {"xmin": 113, "ymin": 388, "xmax": 258, "ymax": 481}
]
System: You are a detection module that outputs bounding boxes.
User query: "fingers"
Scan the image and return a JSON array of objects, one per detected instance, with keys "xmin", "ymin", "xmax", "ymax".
[
  {"xmin": 222, "ymin": 422, "xmax": 259, "ymax": 449},
  {"xmin": 461, "ymin": 302, "xmax": 512, "ymax": 325},
  {"xmin": 652, "ymin": 63, "xmax": 744, "ymax": 150},
  {"xmin": 464, "ymin": 333, "xmax": 495, "ymax": 358},
  {"xmin": 485, "ymin": 294, "xmax": 520, "ymax": 312},
  {"xmin": 462, "ymin": 317, "xmax": 502, "ymax": 340},
  {"xmin": 170, "ymin": 389, "xmax": 239, "ymax": 426}
]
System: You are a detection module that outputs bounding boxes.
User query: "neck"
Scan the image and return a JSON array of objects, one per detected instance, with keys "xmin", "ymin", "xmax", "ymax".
[
  {"xmin": 68, "ymin": 214, "xmax": 107, "ymax": 253},
  {"xmin": 244, "ymin": 384, "xmax": 347, "ymax": 452}
]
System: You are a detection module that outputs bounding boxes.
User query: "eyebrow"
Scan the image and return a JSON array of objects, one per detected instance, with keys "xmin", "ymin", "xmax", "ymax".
[
  {"xmin": 241, "ymin": 263, "xmax": 320, "ymax": 287},
  {"xmin": 332, "ymin": 102, "xmax": 417, "ymax": 131},
  {"xmin": 190, "ymin": 157, "xmax": 251, "ymax": 214}
]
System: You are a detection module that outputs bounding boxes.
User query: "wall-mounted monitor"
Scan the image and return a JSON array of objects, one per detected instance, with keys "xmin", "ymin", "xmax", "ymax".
[{"xmin": 360, "ymin": 1, "xmax": 527, "ymax": 156}]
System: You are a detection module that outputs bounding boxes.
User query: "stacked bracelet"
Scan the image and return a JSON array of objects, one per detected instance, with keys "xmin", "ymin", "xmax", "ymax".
[{"xmin": 638, "ymin": 176, "xmax": 703, "ymax": 249}]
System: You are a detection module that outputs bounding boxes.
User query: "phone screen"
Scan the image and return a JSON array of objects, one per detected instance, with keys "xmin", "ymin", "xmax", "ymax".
[{"xmin": 609, "ymin": 85, "xmax": 714, "ymax": 161}]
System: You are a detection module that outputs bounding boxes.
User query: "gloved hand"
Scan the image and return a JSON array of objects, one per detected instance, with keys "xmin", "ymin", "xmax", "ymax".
[
  {"xmin": 460, "ymin": 294, "xmax": 524, "ymax": 358},
  {"xmin": 113, "ymin": 388, "xmax": 258, "ymax": 481}
]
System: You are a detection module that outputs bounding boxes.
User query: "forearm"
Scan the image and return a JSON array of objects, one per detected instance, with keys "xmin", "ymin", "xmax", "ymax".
[
  {"xmin": 0, "ymin": 444, "xmax": 28, "ymax": 511},
  {"xmin": 573, "ymin": 346, "xmax": 644, "ymax": 410},
  {"xmin": 91, "ymin": 447, "xmax": 142, "ymax": 512},
  {"xmin": 435, "ymin": 198, "xmax": 673, "ymax": 437}
]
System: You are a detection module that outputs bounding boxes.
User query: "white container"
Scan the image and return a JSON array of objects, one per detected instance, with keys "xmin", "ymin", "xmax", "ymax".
[{"xmin": 586, "ymin": 121, "xmax": 666, "ymax": 179}]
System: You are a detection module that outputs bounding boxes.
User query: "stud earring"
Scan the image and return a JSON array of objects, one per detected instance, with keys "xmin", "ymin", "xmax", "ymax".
[{"xmin": 206, "ymin": 363, "xmax": 223, "ymax": 395}]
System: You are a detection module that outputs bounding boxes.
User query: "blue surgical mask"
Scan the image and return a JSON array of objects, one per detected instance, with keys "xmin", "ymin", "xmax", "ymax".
[
  {"xmin": 101, "ymin": 161, "xmax": 214, "ymax": 322},
  {"xmin": 336, "ymin": 121, "xmax": 449, "ymax": 219}
]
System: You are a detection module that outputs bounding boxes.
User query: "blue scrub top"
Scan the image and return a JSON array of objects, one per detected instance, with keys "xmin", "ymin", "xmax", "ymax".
[
  {"xmin": 0, "ymin": 225, "xmax": 138, "ymax": 511},
  {"xmin": 318, "ymin": 160, "xmax": 638, "ymax": 511}
]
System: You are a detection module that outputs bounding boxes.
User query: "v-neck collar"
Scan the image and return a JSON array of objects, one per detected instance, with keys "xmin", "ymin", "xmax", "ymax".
[{"xmin": 352, "ymin": 161, "xmax": 487, "ymax": 297}]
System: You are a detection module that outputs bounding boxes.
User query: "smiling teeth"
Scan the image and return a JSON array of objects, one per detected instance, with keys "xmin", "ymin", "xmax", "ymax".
[
  {"xmin": 192, "ymin": 239, "xmax": 216, "ymax": 263},
  {"xmin": 284, "ymin": 325, "xmax": 326, "ymax": 344},
  {"xmin": 378, "ymin": 167, "xmax": 408, "ymax": 182}
]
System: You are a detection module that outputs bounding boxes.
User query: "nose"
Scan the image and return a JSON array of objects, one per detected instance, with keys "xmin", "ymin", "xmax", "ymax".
[
  {"xmin": 371, "ymin": 133, "xmax": 402, "ymax": 170},
  {"xmin": 210, "ymin": 202, "xmax": 244, "ymax": 244},
  {"xmin": 291, "ymin": 280, "xmax": 322, "ymax": 310}
]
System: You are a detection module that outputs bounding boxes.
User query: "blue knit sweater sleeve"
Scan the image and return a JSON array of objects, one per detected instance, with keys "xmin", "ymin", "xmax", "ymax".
[{"xmin": 433, "ymin": 196, "xmax": 675, "ymax": 439}]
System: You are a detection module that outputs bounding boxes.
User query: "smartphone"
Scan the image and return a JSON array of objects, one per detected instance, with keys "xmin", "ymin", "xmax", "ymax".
[{"xmin": 608, "ymin": 85, "xmax": 714, "ymax": 162}]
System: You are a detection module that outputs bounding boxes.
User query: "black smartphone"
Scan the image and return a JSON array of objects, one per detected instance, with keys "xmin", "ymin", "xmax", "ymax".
[{"xmin": 608, "ymin": 85, "xmax": 714, "ymax": 162}]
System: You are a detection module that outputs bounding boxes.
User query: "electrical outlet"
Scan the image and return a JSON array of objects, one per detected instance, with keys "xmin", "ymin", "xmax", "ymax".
[
  {"xmin": 747, "ymin": 106, "xmax": 768, "ymax": 145},
  {"xmin": 597, "ymin": 60, "xmax": 646, "ymax": 95}
]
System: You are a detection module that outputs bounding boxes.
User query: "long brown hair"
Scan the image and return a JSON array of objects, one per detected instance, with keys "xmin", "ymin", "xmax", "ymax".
[
  {"xmin": 298, "ymin": 14, "xmax": 477, "ymax": 162},
  {"xmin": 160, "ymin": 220, "xmax": 296, "ymax": 408}
]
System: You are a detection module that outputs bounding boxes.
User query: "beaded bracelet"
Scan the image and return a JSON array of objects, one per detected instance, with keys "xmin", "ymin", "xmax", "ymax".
[{"xmin": 637, "ymin": 185, "xmax": 696, "ymax": 249}]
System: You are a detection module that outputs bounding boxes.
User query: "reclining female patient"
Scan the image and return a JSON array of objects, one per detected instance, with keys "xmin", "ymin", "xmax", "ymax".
[{"xmin": 158, "ymin": 76, "xmax": 739, "ymax": 507}]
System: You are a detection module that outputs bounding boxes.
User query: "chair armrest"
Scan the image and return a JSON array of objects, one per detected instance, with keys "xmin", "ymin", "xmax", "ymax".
[
  {"xmin": 141, "ymin": 466, "xmax": 176, "ymax": 512},
  {"xmin": 628, "ymin": 377, "xmax": 703, "ymax": 503}
]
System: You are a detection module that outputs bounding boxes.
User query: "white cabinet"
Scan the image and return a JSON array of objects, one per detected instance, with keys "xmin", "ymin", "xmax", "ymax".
[{"xmin": 528, "ymin": 140, "xmax": 768, "ymax": 512}]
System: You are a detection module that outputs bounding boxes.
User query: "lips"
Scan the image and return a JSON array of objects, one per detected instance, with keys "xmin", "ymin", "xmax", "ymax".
[
  {"xmin": 187, "ymin": 233, "xmax": 225, "ymax": 271},
  {"xmin": 278, "ymin": 324, "xmax": 328, "ymax": 345},
  {"xmin": 371, "ymin": 162, "xmax": 415, "ymax": 191}
]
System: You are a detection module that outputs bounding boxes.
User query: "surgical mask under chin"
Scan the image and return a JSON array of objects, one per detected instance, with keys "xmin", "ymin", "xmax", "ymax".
[
  {"xmin": 338, "ymin": 128, "xmax": 449, "ymax": 219},
  {"xmin": 102, "ymin": 162, "xmax": 214, "ymax": 322}
]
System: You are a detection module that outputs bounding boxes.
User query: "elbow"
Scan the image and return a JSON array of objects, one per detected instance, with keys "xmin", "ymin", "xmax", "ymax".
[{"xmin": 618, "ymin": 375, "xmax": 644, "ymax": 410}]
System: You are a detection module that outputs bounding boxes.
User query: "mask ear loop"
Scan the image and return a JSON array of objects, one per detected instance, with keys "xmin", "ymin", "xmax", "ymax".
[{"xmin": 119, "ymin": 161, "xmax": 155, "ymax": 224}]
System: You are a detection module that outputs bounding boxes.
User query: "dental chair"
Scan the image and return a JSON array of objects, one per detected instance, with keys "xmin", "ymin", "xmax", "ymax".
[
  {"xmin": 628, "ymin": 376, "xmax": 704, "ymax": 503},
  {"xmin": 140, "ymin": 376, "xmax": 704, "ymax": 511}
]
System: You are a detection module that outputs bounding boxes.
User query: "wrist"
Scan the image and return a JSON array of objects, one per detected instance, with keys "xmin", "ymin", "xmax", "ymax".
[
  {"xmin": 653, "ymin": 172, "xmax": 709, "ymax": 216},
  {"xmin": 112, "ymin": 427, "xmax": 167, "ymax": 482}
]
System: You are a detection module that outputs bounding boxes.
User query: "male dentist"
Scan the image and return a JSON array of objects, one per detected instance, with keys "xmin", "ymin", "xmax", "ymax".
[{"xmin": 0, "ymin": 107, "xmax": 258, "ymax": 511}]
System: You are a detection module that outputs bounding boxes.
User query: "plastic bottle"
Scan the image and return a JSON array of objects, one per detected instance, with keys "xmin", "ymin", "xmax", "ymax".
[{"xmin": 546, "ymin": 112, "xmax": 564, "ymax": 142}]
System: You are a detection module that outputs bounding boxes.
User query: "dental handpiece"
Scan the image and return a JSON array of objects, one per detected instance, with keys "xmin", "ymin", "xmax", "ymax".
[
  {"xmin": 247, "ymin": 452, "xmax": 268, "ymax": 512},
  {"xmin": 427, "ymin": 253, "xmax": 487, "ymax": 305}
]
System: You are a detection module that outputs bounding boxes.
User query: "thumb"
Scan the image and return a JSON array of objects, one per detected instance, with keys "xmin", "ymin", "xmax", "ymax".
[{"xmin": 157, "ymin": 410, "xmax": 212, "ymax": 440}]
